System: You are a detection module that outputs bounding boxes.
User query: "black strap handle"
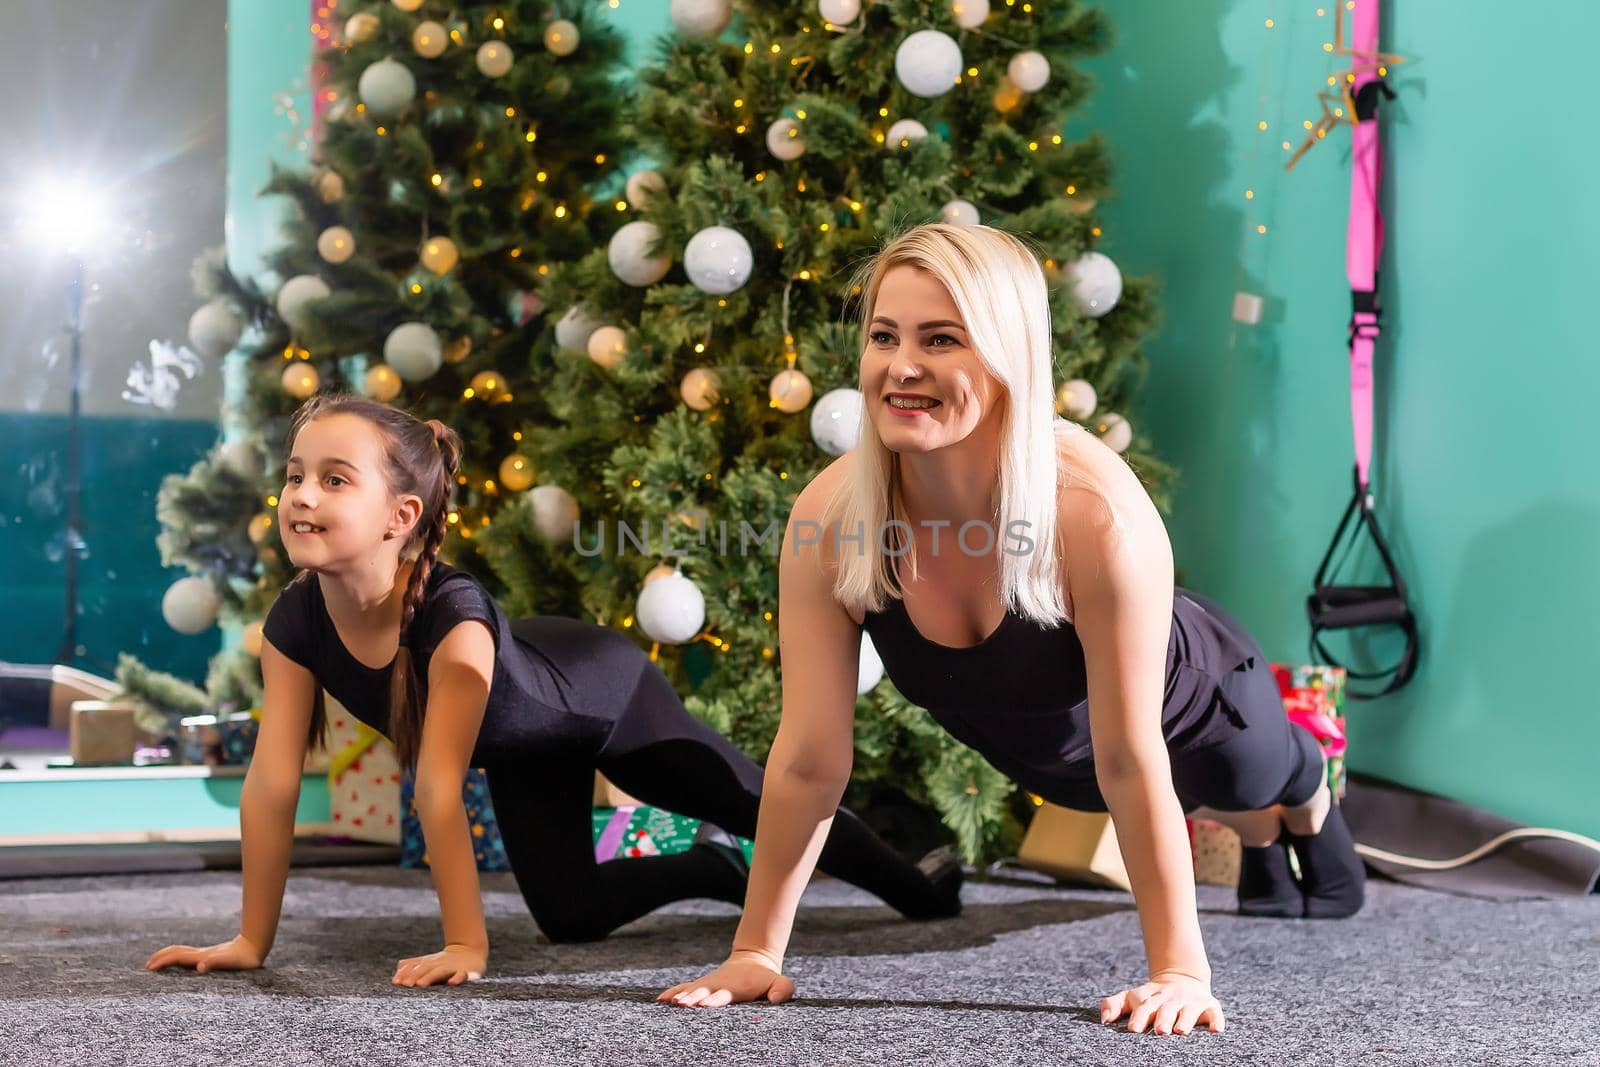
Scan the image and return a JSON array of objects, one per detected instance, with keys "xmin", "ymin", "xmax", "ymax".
[{"xmin": 1305, "ymin": 466, "xmax": 1420, "ymax": 700}]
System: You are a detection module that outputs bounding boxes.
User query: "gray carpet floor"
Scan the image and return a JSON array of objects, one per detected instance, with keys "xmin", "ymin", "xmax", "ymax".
[{"xmin": 2, "ymin": 864, "xmax": 1596, "ymax": 1066}]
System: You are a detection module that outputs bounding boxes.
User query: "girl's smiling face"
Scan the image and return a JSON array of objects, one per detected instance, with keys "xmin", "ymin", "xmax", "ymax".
[
  {"xmin": 279, "ymin": 413, "xmax": 420, "ymax": 571},
  {"xmin": 860, "ymin": 264, "xmax": 1006, "ymax": 453}
]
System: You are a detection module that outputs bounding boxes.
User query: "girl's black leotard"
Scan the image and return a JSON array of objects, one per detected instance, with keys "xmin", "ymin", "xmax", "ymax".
[
  {"xmin": 863, "ymin": 584, "xmax": 1325, "ymax": 814},
  {"xmin": 262, "ymin": 564, "xmax": 954, "ymax": 941}
]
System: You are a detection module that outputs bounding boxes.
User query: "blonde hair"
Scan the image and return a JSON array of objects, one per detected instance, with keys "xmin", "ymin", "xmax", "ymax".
[{"xmin": 826, "ymin": 222, "xmax": 1109, "ymax": 628}]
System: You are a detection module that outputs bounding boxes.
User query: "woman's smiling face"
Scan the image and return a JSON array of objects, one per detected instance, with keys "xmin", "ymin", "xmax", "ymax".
[{"xmin": 861, "ymin": 264, "xmax": 1006, "ymax": 453}]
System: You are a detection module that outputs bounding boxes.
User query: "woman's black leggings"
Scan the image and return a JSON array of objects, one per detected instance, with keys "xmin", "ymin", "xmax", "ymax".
[{"xmin": 484, "ymin": 645, "xmax": 944, "ymax": 944}]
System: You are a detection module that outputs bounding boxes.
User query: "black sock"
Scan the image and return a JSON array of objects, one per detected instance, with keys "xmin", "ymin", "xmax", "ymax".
[
  {"xmin": 1236, "ymin": 835, "xmax": 1303, "ymax": 918},
  {"xmin": 1282, "ymin": 805, "xmax": 1365, "ymax": 919}
]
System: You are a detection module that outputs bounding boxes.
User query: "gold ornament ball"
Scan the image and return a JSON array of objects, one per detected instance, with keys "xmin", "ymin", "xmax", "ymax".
[
  {"xmin": 499, "ymin": 453, "xmax": 535, "ymax": 492},
  {"xmin": 365, "ymin": 362, "xmax": 403, "ymax": 402},
  {"xmin": 391, "ymin": 0, "xmax": 424, "ymax": 11},
  {"xmin": 247, "ymin": 512, "xmax": 275, "ymax": 545},
  {"xmin": 241, "ymin": 620, "xmax": 266, "ymax": 658},
  {"xmin": 586, "ymin": 325, "xmax": 627, "ymax": 370},
  {"xmin": 412, "ymin": 20, "xmax": 448, "ymax": 58},
  {"xmin": 469, "ymin": 369, "xmax": 504, "ymax": 399},
  {"xmin": 420, "ymin": 236, "xmax": 459, "ymax": 274},
  {"xmin": 343, "ymin": 12, "xmax": 380, "ymax": 44},
  {"xmin": 680, "ymin": 368, "xmax": 721, "ymax": 411},
  {"xmin": 282, "ymin": 361, "xmax": 320, "ymax": 399},
  {"xmin": 316, "ymin": 170, "xmax": 346, "ymax": 203},
  {"xmin": 544, "ymin": 19, "xmax": 579, "ymax": 56},
  {"xmin": 644, "ymin": 563, "xmax": 677, "ymax": 586},
  {"xmin": 476, "ymin": 40, "xmax": 513, "ymax": 78},
  {"xmin": 317, "ymin": 226, "xmax": 355, "ymax": 264},
  {"xmin": 993, "ymin": 77, "xmax": 1024, "ymax": 113},
  {"xmin": 770, "ymin": 368, "xmax": 814, "ymax": 413},
  {"xmin": 443, "ymin": 335, "xmax": 473, "ymax": 363}
]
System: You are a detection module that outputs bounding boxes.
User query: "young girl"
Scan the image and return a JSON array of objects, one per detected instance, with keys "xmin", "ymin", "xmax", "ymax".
[
  {"xmin": 145, "ymin": 395, "xmax": 960, "ymax": 986},
  {"xmin": 658, "ymin": 224, "xmax": 1365, "ymax": 1034}
]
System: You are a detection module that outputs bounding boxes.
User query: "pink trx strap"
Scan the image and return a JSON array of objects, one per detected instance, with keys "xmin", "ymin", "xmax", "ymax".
[{"xmin": 1306, "ymin": 0, "xmax": 1419, "ymax": 699}]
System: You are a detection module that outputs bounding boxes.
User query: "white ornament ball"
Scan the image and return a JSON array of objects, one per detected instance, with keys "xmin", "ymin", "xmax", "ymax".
[
  {"xmin": 671, "ymin": 0, "xmax": 731, "ymax": 38},
  {"xmin": 383, "ymin": 322, "xmax": 443, "ymax": 381},
  {"xmin": 412, "ymin": 21, "xmax": 448, "ymax": 59},
  {"xmin": 316, "ymin": 226, "xmax": 356, "ymax": 265},
  {"xmin": 357, "ymin": 58, "xmax": 417, "ymax": 116},
  {"xmin": 1008, "ymin": 50, "xmax": 1051, "ymax": 93},
  {"xmin": 586, "ymin": 325, "xmax": 628, "ymax": 370},
  {"xmin": 1097, "ymin": 412, "xmax": 1133, "ymax": 453},
  {"xmin": 316, "ymin": 170, "xmax": 346, "ymax": 203},
  {"xmin": 941, "ymin": 198, "xmax": 980, "ymax": 226},
  {"xmin": 819, "ymin": 0, "xmax": 861, "ymax": 27},
  {"xmin": 766, "ymin": 117, "xmax": 806, "ymax": 161},
  {"xmin": 544, "ymin": 19, "xmax": 579, "ymax": 56},
  {"xmin": 895, "ymin": 29, "xmax": 962, "ymax": 98},
  {"xmin": 1069, "ymin": 251, "xmax": 1123, "ymax": 317},
  {"xmin": 476, "ymin": 41, "xmax": 514, "ymax": 78},
  {"xmin": 391, "ymin": 0, "xmax": 423, "ymax": 11},
  {"xmin": 810, "ymin": 388, "xmax": 864, "ymax": 455},
  {"xmin": 608, "ymin": 221, "xmax": 672, "ymax": 286},
  {"xmin": 216, "ymin": 439, "xmax": 260, "ymax": 479},
  {"xmin": 950, "ymin": 0, "xmax": 990, "ymax": 29},
  {"xmin": 680, "ymin": 368, "xmax": 721, "ymax": 411},
  {"xmin": 162, "ymin": 576, "xmax": 221, "ymax": 635},
  {"xmin": 555, "ymin": 305, "xmax": 603, "ymax": 353},
  {"xmin": 625, "ymin": 169, "xmax": 667, "ymax": 209},
  {"xmin": 364, "ymin": 362, "xmax": 403, "ymax": 402},
  {"xmin": 812, "ymin": 388, "xmax": 864, "ymax": 454},
  {"xmin": 275, "ymin": 274, "xmax": 331, "ymax": 333},
  {"xmin": 528, "ymin": 484, "xmax": 580, "ymax": 543},
  {"xmin": 770, "ymin": 368, "xmax": 813, "ymax": 414},
  {"xmin": 684, "ymin": 226, "xmax": 753, "ymax": 295},
  {"xmin": 857, "ymin": 631, "xmax": 885, "ymax": 694},
  {"xmin": 344, "ymin": 12, "xmax": 380, "ymax": 45},
  {"xmin": 281, "ymin": 361, "xmax": 320, "ymax": 399},
  {"xmin": 419, "ymin": 236, "xmax": 459, "ymax": 274},
  {"xmin": 886, "ymin": 119, "xmax": 929, "ymax": 148},
  {"xmin": 635, "ymin": 571, "xmax": 706, "ymax": 645},
  {"xmin": 187, "ymin": 300, "xmax": 242, "ymax": 359},
  {"xmin": 1057, "ymin": 378, "xmax": 1098, "ymax": 421}
]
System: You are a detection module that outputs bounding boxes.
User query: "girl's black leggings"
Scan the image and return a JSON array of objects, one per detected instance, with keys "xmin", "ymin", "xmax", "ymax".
[{"xmin": 484, "ymin": 642, "xmax": 944, "ymax": 944}]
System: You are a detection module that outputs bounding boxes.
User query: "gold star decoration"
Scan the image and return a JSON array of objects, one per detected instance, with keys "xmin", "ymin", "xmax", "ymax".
[{"xmin": 1286, "ymin": 3, "xmax": 1406, "ymax": 172}]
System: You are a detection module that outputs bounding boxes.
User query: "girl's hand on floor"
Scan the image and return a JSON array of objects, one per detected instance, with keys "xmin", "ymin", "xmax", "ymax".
[
  {"xmin": 657, "ymin": 949, "xmax": 796, "ymax": 1008},
  {"xmin": 145, "ymin": 934, "xmax": 264, "ymax": 974},
  {"xmin": 1100, "ymin": 971, "xmax": 1225, "ymax": 1035},
  {"xmin": 392, "ymin": 943, "xmax": 486, "ymax": 987}
]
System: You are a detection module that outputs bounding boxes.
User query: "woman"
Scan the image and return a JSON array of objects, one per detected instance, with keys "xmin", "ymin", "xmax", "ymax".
[
  {"xmin": 145, "ymin": 396, "xmax": 961, "ymax": 986},
  {"xmin": 658, "ymin": 224, "xmax": 1365, "ymax": 1036}
]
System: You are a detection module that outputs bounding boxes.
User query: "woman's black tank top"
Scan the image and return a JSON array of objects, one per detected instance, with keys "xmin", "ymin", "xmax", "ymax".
[{"xmin": 861, "ymin": 584, "xmax": 1262, "ymax": 806}]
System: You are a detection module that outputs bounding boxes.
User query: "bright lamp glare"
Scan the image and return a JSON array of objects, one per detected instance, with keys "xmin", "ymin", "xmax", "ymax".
[{"xmin": 22, "ymin": 177, "xmax": 110, "ymax": 254}]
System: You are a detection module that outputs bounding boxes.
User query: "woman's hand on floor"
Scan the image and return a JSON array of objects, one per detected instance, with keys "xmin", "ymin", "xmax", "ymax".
[
  {"xmin": 145, "ymin": 934, "xmax": 264, "ymax": 974},
  {"xmin": 392, "ymin": 943, "xmax": 486, "ymax": 987},
  {"xmin": 1100, "ymin": 971, "xmax": 1225, "ymax": 1035},
  {"xmin": 657, "ymin": 949, "xmax": 796, "ymax": 1008}
]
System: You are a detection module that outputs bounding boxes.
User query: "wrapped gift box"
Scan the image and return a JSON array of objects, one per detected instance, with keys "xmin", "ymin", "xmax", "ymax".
[
  {"xmin": 324, "ymin": 698, "xmax": 402, "ymax": 845},
  {"xmin": 1188, "ymin": 817, "xmax": 1242, "ymax": 887},
  {"xmin": 400, "ymin": 768, "xmax": 510, "ymax": 871},
  {"xmin": 1017, "ymin": 802, "xmax": 1130, "ymax": 891}
]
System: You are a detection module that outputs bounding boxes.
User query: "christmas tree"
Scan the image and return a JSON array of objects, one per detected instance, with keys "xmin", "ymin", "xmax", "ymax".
[
  {"xmin": 144, "ymin": 1, "xmax": 634, "ymax": 717},
  {"xmin": 475, "ymin": 0, "xmax": 1169, "ymax": 861}
]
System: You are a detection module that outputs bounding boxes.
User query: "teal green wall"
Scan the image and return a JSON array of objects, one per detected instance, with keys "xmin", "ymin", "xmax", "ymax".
[{"xmin": 1073, "ymin": 1, "xmax": 1599, "ymax": 839}]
